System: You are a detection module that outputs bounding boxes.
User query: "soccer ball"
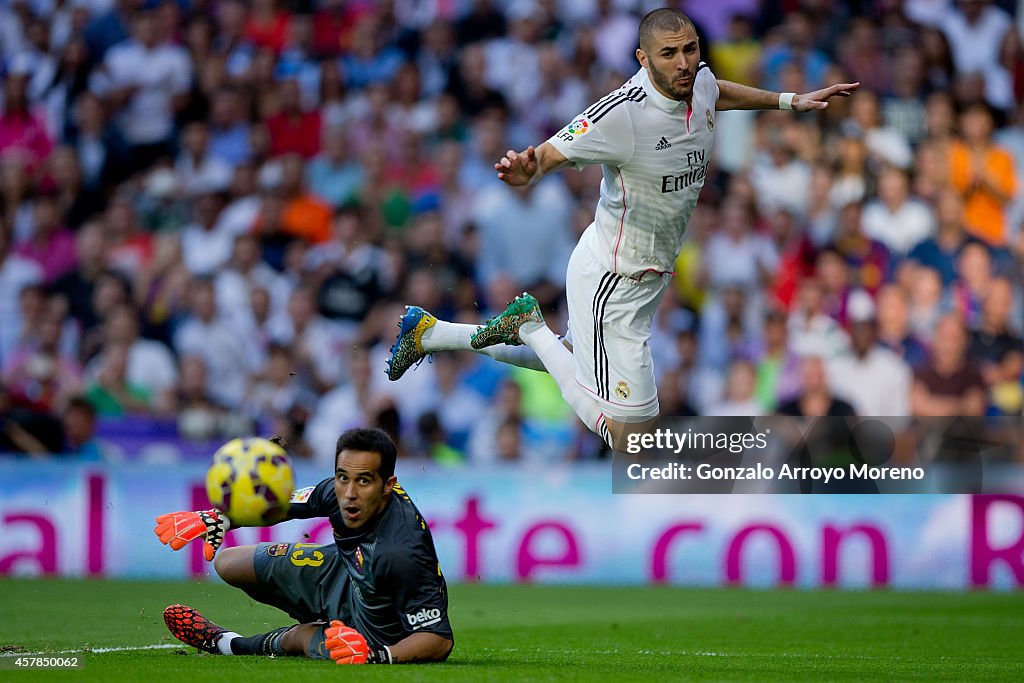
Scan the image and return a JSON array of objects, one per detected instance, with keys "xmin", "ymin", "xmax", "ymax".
[{"xmin": 206, "ymin": 437, "xmax": 295, "ymax": 526}]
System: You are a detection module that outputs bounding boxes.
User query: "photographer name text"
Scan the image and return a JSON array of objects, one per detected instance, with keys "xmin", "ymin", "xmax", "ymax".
[{"xmin": 626, "ymin": 463, "xmax": 925, "ymax": 482}]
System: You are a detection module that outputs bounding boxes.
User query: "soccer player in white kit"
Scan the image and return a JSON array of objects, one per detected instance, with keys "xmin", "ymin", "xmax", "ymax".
[{"xmin": 387, "ymin": 8, "xmax": 858, "ymax": 451}]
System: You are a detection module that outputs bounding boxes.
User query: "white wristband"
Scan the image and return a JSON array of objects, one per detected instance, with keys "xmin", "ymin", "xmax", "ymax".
[{"xmin": 779, "ymin": 92, "xmax": 795, "ymax": 110}]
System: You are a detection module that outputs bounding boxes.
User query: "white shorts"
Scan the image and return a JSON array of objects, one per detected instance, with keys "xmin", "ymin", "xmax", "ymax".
[{"xmin": 564, "ymin": 238, "xmax": 670, "ymax": 422}]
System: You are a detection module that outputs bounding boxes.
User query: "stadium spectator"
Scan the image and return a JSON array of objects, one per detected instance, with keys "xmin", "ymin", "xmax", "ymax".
[
  {"xmin": 47, "ymin": 146, "xmax": 103, "ymax": 231},
  {"xmin": 51, "ymin": 221, "xmax": 104, "ymax": 326},
  {"xmin": 174, "ymin": 278, "xmax": 251, "ymax": 409},
  {"xmin": 2, "ymin": 312, "xmax": 81, "ymax": 415},
  {"xmin": 86, "ymin": 304, "xmax": 177, "ymax": 410},
  {"xmin": 883, "ymin": 47, "xmax": 929, "ymax": 146},
  {"xmin": 846, "ymin": 90, "xmax": 914, "ymax": 171},
  {"xmin": 829, "ymin": 124, "xmax": 870, "ymax": 209},
  {"xmin": 275, "ymin": 154, "xmax": 332, "ymax": 244},
  {"xmin": 908, "ymin": 191, "xmax": 974, "ymax": 287},
  {"xmin": 951, "ymin": 241, "xmax": 996, "ymax": 327},
  {"xmin": 747, "ymin": 308, "xmax": 801, "ymax": 413},
  {"xmin": 60, "ymin": 395, "xmax": 106, "ymax": 460},
  {"xmin": 777, "ymin": 355, "xmax": 856, "ymax": 417},
  {"xmin": 66, "ymin": 92, "xmax": 131, "ymax": 193},
  {"xmin": 708, "ymin": 359, "xmax": 763, "ymax": 416},
  {"xmin": 306, "ymin": 127, "xmax": 363, "ymax": 210},
  {"xmin": 265, "ymin": 79, "xmax": 321, "ymax": 159},
  {"xmin": 967, "ymin": 277, "xmax": 1023, "ymax": 414},
  {"xmin": 940, "ymin": 0, "xmax": 1015, "ymax": 110},
  {"xmin": 0, "ymin": 63, "xmax": 52, "ymax": 175},
  {"xmin": 803, "ymin": 164, "xmax": 838, "ymax": 248},
  {"xmin": 912, "ymin": 313, "xmax": 988, "ymax": 416},
  {"xmin": 947, "ymin": 102, "xmax": 1017, "ymax": 246},
  {"xmin": 861, "ymin": 165, "xmax": 935, "ymax": 256},
  {"xmin": 96, "ymin": 7, "xmax": 192, "ymax": 173},
  {"xmin": 339, "ymin": 13, "xmax": 405, "ymax": 91},
  {"xmin": 708, "ymin": 13, "xmax": 761, "ymax": 86},
  {"xmin": 472, "ymin": 174, "xmax": 574, "ymax": 304},
  {"xmin": 268, "ymin": 284, "xmax": 346, "ymax": 393},
  {"xmin": 750, "ymin": 129, "xmax": 812, "ymax": 217},
  {"xmin": 207, "ymin": 87, "xmax": 254, "ymax": 167},
  {"xmin": 0, "ymin": 223, "xmax": 43, "ymax": 364},
  {"xmin": 876, "ymin": 283, "xmax": 930, "ymax": 370},
  {"xmin": 788, "ymin": 276, "xmax": 850, "ymax": 359},
  {"xmin": 180, "ymin": 192, "xmax": 233, "ymax": 276},
  {"xmin": 215, "ymin": 233, "xmax": 289, "ymax": 333},
  {"xmin": 826, "ymin": 311, "xmax": 913, "ymax": 417},
  {"xmin": 85, "ymin": 340, "xmax": 155, "ymax": 417},
  {"xmin": 175, "ymin": 122, "xmax": 234, "ymax": 198},
  {"xmin": 245, "ymin": 342, "xmax": 316, "ymax": 425},
  {"xmin": 306, "ymin": 345, "xmax": 378, "ymax": 466},
  {"xmin": 702, "ymin": 196, "xmax": 779, "ymax": 298},
  {"xmin": 830, "ymin": 202, "xmax": 891, "ymax": 296},
  {"xmin": 760, "ymin": 10, "xmax": 830, "ymax": 92}
]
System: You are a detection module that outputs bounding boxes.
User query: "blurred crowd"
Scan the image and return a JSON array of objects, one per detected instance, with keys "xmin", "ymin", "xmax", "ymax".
[{"xmin": 1, "ymin": 0, "xmax": 1023, "ymax": 466}]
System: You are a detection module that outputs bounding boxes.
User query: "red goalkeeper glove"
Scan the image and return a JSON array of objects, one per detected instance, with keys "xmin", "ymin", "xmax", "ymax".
[
  {"xmin": 324, "ymin": 620, "xmax": 372, "ymax": 665},
  {"xmin": 154, "ymin": 509, "xmax": 230, "ymax": 561}
]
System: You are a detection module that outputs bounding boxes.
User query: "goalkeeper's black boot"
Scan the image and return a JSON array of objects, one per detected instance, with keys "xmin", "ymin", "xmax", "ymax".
[{"xmin": 164, "ymin": 604, "xmax": 227, "ymax": 654}]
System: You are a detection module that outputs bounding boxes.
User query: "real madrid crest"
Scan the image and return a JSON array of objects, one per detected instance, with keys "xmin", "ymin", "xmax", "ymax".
[
  {"xmin": 706, "ymin": 109, "xmax": 714, "ymax": 131},
  {"xmin": 615, "ymin": 381, "xmax": 631, "ymax": 400}
]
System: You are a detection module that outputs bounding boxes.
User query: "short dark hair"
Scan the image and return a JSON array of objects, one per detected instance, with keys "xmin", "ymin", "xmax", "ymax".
[
  {"xmin": 639, "ymin": 8, "xmax": 695, "ymax": 53},
  {"xmin": 335, "ymin": 428, "xmax": 397, "ymax": 481},
  {"xmin": 66, "ymin": 396, "xmax": 95, "ymax": 419}
]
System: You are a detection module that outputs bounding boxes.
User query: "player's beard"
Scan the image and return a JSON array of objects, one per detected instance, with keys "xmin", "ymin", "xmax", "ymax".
[{"xmin": 649, "ymin": 61, "xmax": 693, "ymax": 102}]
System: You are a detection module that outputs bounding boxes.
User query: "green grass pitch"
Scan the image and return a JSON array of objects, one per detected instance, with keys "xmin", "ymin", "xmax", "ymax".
[{"xmin": 1, "ymin": 579, "xmax": 1021, "ymax": 681}]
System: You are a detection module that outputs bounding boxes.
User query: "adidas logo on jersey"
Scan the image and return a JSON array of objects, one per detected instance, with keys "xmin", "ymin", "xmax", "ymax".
[{"xmin": 655, "ymin": 136, "xmax": 672, "ymax": 150}]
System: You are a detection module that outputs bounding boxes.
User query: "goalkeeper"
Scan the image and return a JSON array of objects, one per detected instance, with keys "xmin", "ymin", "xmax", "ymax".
[{"xmin": 154, "ymin": 428, "xmax": 454, "ymax": 665}]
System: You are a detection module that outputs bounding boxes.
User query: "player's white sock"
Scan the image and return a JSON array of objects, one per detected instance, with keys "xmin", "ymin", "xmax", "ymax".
[
  {"xmin": 479, "ymin": 344, "xmax": 546, "ymax": 371},
  {"xmin": 519, "ymin": 322, "xmax": 613, "ymax": 447},
  {"xmin": 217, "ymin": 632, "xmax": 240, "ymax": 655},
  {"xmin": 421, "ymin": 320, "xmax": 475, "ymax": 352},
  {"xmin": 423, "ymin": 320, "xmax": 547, "ymax": 371}
]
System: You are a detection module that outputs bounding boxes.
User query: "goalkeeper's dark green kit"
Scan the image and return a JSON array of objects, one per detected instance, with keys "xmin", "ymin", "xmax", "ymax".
[{"xmin": 251, "ymin": 477, "xmax": 453, "ymax": 657}]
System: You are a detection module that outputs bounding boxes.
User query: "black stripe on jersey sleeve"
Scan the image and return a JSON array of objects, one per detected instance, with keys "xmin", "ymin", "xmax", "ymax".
[
  {"xmin": 590, "ymin": 87, "xmax": 645, "ymax": 124},
  {"xmin": 587, "ymin": 88, "xmax": 635, "ymax": 122},
  {"xmin": 584, "ymin": 91, "xmax": 620, "ymax": 117}
]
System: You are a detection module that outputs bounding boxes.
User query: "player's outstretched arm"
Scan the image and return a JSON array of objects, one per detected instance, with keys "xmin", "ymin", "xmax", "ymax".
[
  {"xmin": 494, "ymin": 142, "xmax": 571, "ymax": 187},
  {"xmin": 716, "ymin": 79, "xmax": 860, "ymax": 112},
  {"xmin": 385, "ymin": 631, "xmax": 454, "ymax": 664},
  {"xmin": 325, "ymin": 620, "xmax": 452, "ymax": 665},
  {"xmin": 153, "ymin": 509, "xmax": 230, "ymax": 561}
]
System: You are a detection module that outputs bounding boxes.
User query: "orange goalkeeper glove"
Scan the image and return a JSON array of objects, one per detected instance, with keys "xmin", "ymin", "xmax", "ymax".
[
  {"xmin": 154, "ymin": 509, "xmax": 230, "ymax": 561},
  {"xmin": 324, "ymin": 620, "xmax": 372, "ymax": 665}
]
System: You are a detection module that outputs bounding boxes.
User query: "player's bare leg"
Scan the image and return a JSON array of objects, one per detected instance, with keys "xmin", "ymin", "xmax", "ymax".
[
  {"xmin": 279, "ymin": 623, "xmax": 323, "ymax": 654},
  {"xmin": 213, "ymin": 545, "xmax": 258, "ymax": 588},
  {"xmin": 604, "ymin": 415, "xmax": 660, "ymax": 451}
]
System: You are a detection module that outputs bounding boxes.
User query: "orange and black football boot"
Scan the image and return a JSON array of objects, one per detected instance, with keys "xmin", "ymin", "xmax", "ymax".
[{"xmin": 164, "ymin": 604, "xmax": 227, "ymax": 654}]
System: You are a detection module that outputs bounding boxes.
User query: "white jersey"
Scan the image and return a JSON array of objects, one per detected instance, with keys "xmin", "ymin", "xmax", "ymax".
[{"xmin": 548, "ymin": 64, "xmax": 719, "ymax": 279}]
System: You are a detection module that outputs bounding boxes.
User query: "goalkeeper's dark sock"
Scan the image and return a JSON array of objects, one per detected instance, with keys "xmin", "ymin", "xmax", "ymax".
[{"xmin": 228, "ymin": 626, "xmax": 293, "ymax": 656}]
